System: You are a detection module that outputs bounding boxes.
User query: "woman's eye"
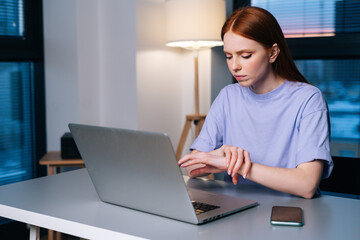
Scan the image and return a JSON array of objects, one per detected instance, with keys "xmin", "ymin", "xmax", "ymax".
[
  {"xmin": 242, "ymin": 54, "xmax": 252, "ymax": 59},
  {"xmin": 226, "ymin": 56, "xmax": 232, "ymax": 60}
]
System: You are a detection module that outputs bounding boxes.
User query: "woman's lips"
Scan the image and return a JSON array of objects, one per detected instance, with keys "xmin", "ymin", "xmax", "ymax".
[{"xmin": 234, "ymin": 75, "xmax": 247, "ymax": 81}]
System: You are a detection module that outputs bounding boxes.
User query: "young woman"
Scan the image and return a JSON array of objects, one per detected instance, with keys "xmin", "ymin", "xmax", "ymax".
[{"xmin": 178, "ymin": 7, "xmax": 333, "ymax": 199}]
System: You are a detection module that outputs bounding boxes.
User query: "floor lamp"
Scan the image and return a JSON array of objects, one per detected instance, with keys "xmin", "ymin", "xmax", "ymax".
[{"xmin": 165, "ymin": 0, "xmax": 226, "ymax": 160}]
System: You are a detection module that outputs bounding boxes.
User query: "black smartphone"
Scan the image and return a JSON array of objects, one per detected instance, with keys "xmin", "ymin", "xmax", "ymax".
[{"xmin": 270, "ymin": 206, "xmax": 303, "ymax": 226}]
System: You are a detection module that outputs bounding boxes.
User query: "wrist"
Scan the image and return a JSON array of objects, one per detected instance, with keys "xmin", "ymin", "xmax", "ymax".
[{"xmin": 239, "ymin": 162, "xmax": 253, "ymax": 179}]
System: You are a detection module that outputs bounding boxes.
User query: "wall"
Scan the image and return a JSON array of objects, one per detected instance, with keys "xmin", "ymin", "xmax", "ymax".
[
  {"xmin": 136, "ymin": 0, "xmax": 213, "ymax": 154},
  {"xmin": 136, "ymin": 0, "xmax": 183, "ymax": 148},
  {"xmin": 43, "ymin": 0, "xmax": 224, "ymax": 155},
  {"xmin": 211, "ymin": 46, "xmax": 233, "ymax": 102},
  {"xmin": 43, "ymin": 0, "xmax": 138, "ymax": 151},
  {"xmin": 43, "ymin": 0, "xmax": 79, "ymax": 151}
]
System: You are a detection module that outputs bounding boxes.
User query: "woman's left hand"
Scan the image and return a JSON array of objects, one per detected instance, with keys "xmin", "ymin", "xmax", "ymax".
[{"xmin": 178, "ymin": 151, "xmax": 228, "ymax": 177}]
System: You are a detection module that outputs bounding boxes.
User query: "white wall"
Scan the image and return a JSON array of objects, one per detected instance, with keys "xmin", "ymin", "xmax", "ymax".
[
  {"xmin": 98, "ymin": 0, "xmax": 138, "ymax": 128},
  {"xmin": 43, "ymin": 0, "xmax": 79, "ymax": 151},
  {"xmin": 44, "ymin": 0, "xmax": 138, "ymax": 151},
  {"xmin": 77, "ymin": 0, "xmax": 100, "ymax": 125},
  {"xmin": 136, "ymin": 0, "xmax": 183, "ymax": 147},
  {"xmin": 43, "ymin": 0, "xmax": 214, "ymax": 155},
  {"xmin": 136, "ymin": 0, "xmax": 211, "ymax": 153}
]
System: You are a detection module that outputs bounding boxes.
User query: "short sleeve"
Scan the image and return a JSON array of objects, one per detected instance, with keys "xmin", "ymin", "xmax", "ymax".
[
  {"xmin": 190, "ymin": 89, "xmax": 226, "ymax": 152},
  {"xmin": 296, "ymin": 92, "xmax": 333, "ymax": 179}
]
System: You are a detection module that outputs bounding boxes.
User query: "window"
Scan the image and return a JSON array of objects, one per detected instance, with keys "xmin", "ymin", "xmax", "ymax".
[
  {"xmin": 251, "ymin": 0, "xmax": 360, "ymax": 37},
  {"xmin": 0, "ymin": 62, "xmax": 35, "ymax": 185},
  {"xmin": 0, "ymin": 1, "xmax": 45, "ymax": 189},
  {"xmin": 0, "ymin": 0, "xmax": 25, "ymax": 37},
  {"xmin": 233, "ymin": 0, "xmax": 360, "ymax": 157},
  {"xmin": 0, "ymin": 0, "xmax": 45, "ymax": 227}
]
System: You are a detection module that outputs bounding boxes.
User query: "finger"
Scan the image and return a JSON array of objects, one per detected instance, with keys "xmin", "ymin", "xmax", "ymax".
[
  {"xmin": 180, "ymin": 158, "xmax": 204, "ymax": 168},
  {"xmin": 232, "ymin": 148, "xmax": 244, "ymax": 177},
  {"xmin": 232, "ymin": 173, "xmax": 239, "ymax": 184},
  {"xmin": 242, "ymin": 151, "xmax": 252, "ymax": 179},
  {"xmin": 179, "ymin": 152, "xmax": 211, "ymax": 167},
  {"xmin": 178, "ymin": 152, "xmax": 203, "ymax": 165},
  {"xmin": 178, "ymin": 154, "xmax": 192, "ymax": 165},
  {"xmin": 224, "ymin": 148, "xmax": 232, "ymax": 167},
  {"xmin": 227, "ymin": 148, "xmax": 239, "ymax": 176}
]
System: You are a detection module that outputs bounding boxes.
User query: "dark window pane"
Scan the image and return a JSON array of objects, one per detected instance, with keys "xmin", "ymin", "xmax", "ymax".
[
  {"xmin": 252, "ymin": 0, "xmax": 360, "ymax": 37},
  {"xmin": 295, "ymin": 59, "xmax": 360, "ymax": 157},
  {"xmin": 0, "ymin": 62, "xmax": 35, "ymax": 185},
  {"xmin": 0, "ymin": 0, "xmax": 25, "ymax": 37}
]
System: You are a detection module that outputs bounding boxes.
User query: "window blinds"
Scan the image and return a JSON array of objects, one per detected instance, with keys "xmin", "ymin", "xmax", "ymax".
[
  {"xmin": 0, "ymin": 0, "xmax": 24, "ymax": 37},
  {"xmin": 252, "ymin": 0, "xmax": 360, "ymax": 37},
  {"xmin": 0, "ymin": 62, "xmax": 35, "ymax": 186}
]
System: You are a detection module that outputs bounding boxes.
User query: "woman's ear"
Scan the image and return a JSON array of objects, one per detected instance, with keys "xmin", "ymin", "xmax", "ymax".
[{"xmin": 269, "ymin": 43, "xmax": 280, "ymax": 63}]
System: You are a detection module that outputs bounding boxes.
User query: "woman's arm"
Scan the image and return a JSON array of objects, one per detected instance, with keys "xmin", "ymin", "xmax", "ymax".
[
  {"xmin": 179, "ymin": 147, "xmax": 324, "ymax": 199},
  {"xmin": 179, "ymin": 145, "xmax": 251, "ymax": 183},
  {"xmin": 245, "ymin": 160, "xmax": 324, "ymax": 199}
]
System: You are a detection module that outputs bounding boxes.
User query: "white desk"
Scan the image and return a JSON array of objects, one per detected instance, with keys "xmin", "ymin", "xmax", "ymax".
[{"xmin": 0, "ymin": 169, "xmax": 359, "ymax": 240}]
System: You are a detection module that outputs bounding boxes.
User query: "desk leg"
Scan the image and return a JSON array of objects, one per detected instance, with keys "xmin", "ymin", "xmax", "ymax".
[
  {"xmin": 55, "ymin": 231, "xmax": 61, "ymax": 240},
  {"xmin": 47, "ymin": 229, "xmax": 61, "ymax": 240},
  {"xmin": 29, "ymin": 225, "xmax": 40, "ymax": 240},
  {"xmin": 48, "ymin": 230, "xmax": 54, "ymax": 240},
  {"xmin": 48, "ymin": 166, "xmax": 55, "ymax": 176}
]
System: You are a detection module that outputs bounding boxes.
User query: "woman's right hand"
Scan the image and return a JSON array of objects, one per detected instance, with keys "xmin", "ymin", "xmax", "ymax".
[{"xmin": 213, "ymin": 145, "xmax": 252, "ymax": 184}]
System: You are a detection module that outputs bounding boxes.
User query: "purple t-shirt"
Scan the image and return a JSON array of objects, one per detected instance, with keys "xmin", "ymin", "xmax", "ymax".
[{"xmin": 191, "ymin": 80, "xmax": 333, "ymax": 184}]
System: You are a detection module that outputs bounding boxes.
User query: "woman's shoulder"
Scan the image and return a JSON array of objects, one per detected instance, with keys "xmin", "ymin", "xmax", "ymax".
[
  {"xmin": 285, "ymin": 80, "xmax": 327, "ymax": 113},
  {"xmin": 285, "ymin": 80, "xmax": 323, "ymax": 98}
]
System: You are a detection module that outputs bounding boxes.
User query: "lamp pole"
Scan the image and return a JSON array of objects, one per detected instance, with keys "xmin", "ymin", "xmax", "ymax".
[
  {"xmin": 194, "ymin": 50, "xmax": 200, "ymax": 116},
  {"xmin": 165, "ymin": 0, "xmax": 225, "ymax": 160}
]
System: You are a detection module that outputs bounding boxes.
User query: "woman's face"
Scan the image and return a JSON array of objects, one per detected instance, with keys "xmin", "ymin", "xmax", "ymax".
[{"xmin": 223, "ymin": 31, "xmax": 276, "ymax": 93}]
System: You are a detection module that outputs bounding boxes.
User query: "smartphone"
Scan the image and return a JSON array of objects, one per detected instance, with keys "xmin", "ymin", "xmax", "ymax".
[{"xmin": 270, "ymin": 206, "xmax": 303, "ymax": 226}]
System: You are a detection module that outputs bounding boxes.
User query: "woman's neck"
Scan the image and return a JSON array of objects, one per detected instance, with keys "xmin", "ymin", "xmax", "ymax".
[{"xmin": 250, "ymin": 72, "xmax": 285, "ymax": 94}]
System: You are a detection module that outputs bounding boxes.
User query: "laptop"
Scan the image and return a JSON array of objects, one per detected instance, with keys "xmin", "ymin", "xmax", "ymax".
[{"xmin": 69, "ymin": 123, "xmax": 257, "ymax": 224}]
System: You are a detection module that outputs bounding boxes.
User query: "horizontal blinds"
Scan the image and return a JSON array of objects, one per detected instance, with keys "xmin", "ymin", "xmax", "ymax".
[
  {"xmin": 0, "ymin": 62, "xmax": 34, "ymax": 185},
  {"xmin": 0, "ymin": 0, "xmax": 25, "ymax": 37},
  {"xmin": 252, "ymin": 0, "xmax": 360, "ymax": 37}
]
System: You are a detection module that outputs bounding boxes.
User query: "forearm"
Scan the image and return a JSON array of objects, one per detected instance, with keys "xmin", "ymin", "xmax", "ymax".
[{"xmin": 244, "ymin": 161, "xmax": 323, "ymax": 199}]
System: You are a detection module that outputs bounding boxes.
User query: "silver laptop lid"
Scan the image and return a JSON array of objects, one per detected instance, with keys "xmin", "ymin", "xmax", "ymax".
[{"xmin": 69, "ymin": 123, "xmax": 198, "ymax": 224}]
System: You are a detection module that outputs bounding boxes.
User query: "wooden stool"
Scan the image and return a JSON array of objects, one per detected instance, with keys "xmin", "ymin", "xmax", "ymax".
[
  {"xmin": 39, "ymin": 151, "xmax": 85, "ymax": 240},
  {"xmin": 176, "ymin": 114, "xmax": 206, "ymax": 160}
]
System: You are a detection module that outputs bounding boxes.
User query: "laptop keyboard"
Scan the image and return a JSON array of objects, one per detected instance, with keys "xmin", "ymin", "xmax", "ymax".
[{"xmin": 192, "ymin": 201, "xmax": 220, "ymax": 215}]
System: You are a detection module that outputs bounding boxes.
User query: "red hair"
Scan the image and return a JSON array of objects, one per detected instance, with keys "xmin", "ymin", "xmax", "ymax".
[{"xmin": 221, "ymin": 7, "xmax": 308, "ymax": 83}]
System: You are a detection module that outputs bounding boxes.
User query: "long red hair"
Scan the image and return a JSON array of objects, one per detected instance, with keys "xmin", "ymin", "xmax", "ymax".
[{"xmin": 221, "ymin": 7, "xmax": 308, "ymax": 83}]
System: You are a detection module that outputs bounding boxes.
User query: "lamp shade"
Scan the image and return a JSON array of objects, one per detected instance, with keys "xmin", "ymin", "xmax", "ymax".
[{"xmin": 165, "ymin": 0, "xmax": 226, "ymax": 49}]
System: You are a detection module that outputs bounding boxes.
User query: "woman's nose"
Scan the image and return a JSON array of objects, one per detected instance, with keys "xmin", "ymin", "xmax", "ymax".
[{"xmin": 232, "ymin": 58, "xmax": 242, "ymax": 72}]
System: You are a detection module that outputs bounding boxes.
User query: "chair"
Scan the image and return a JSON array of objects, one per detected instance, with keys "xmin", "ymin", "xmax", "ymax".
[{"xmin": 320, "ymin": 156, "xmax": 360, "ymax": 197}]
